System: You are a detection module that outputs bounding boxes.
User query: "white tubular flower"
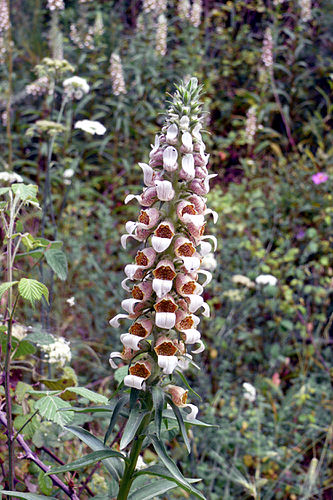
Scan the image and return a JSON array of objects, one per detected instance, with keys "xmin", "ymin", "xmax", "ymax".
[
  {"xmin": 109, "ymin": 78, "xmax": 216, "ymax": 421},
  {"xmin": 110, "ymin": 53, "xmax": 127, "ymax": 96},
  {"xmin": 74, "ymin": 120, "xmax": 106, "ymax": 135}
]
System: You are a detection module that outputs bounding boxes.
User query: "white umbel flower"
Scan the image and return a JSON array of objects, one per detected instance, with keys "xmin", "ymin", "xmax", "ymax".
[
  {"xmin": 63, "ymin": 76, "xmax": 90, "ymax": 100},
  {"xmin": 74, "ymin": 120, "xmax": 106, "ymax": 135},
  {"xmin": 243, "ymin": 382, "xmax": 256, "ymax": 403},
  {"xmin": 0, "ymin": 171, "xmax": 23, "ymax": 183},
  {"xmin": 110, "ymin": 53, "xmax": 127, "ymax": 96},
  {"xmin": 255, "ymin": 274, "xmax": 278, "ymax": 286},
  {"xmin": 40, "ymin": 337, "xmax": 71, "ymax": 367}
]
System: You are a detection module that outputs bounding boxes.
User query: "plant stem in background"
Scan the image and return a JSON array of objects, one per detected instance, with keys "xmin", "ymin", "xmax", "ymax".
[{"xmin": 5, "ymin": 0, "xmax": 13, "ymax": 170}]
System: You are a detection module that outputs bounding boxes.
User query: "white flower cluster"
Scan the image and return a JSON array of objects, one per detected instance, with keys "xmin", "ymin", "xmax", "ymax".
[
  {"xmin": 243, "ymin": 382, "xmax": 256, "ymax": 403},
  {"xmin": 299, "ymin": 0, "xmax": 312, "ymax": 22},
  {"xmin": 40, "ymin": 337, "xmax": 71, "ymax": 367},
  {"xmin": 70, "ymin": 23, "xmax": 95, "ymax": 50},
  {"xmin": 245, "ymin": 106, "xmax": 257, "ymax": 145},
  {"xmin": 177, "ymin": 0, "xmax": 190, "ymax": 20},
  {"xmin": 190, "ymin": 0, "xmax": 202, "ymax": 28},
  {"xmin": 255, "ymin": 274, "xmax": 278, "ymax": 286},
  {"xmin": 25, "ymin": 76, "xmax": 50, "ymax": 97},
  {"xmin": 262, "ymin": 27, "xmax": 273, "ymax": 69},
  {"xmin": 0, "ymin": 0, "xmax": 10, "ymax": 33},
  {"xmin": 155, "ymin": 14, "xmax": 167, "ymax": 56},
  {"xmin": 63, "ymin": 76, "xmax": 90, "ymax": 100},
  {"xmin": 74, "ymin": 119, "xmax": 106, "ymax": 135},
  {"xmin": 47, "ymin": 0, "xmax": 65, "ymax": 11},
  {"xmin": 0, "ymin": 171, "xmax": 23, "ymax": 183},
  {"xmin": 110, "ymin": 53, "xmax": 127, "ymax": 96},
  {"xmin": 142, "ymin": 0, "xmax": 158, "ymax": 13}
]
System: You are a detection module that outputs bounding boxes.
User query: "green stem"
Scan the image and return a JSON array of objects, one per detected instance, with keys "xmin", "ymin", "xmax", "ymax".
[
  {"xmin": 117, "ymin": 410, "xmax": 152, "ymax": 500},
  {"xmin": 4, "ymin": 192, "xmax": 15, "ymax": 491},
  {"xmin": 6, "ymin": 0, "xmax": 13, "ymax": 171}
]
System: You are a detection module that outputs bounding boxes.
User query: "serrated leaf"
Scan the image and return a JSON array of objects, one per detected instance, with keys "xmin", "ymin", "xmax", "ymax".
[
  {"xmin": 13, "ymin": 339, "xmax": 36, "ymax": 359},
  {"xmin": 128, "ymin": 479, "xmax": 178, "ymax": 500},
  {"xmin": 18, "ymin": 278, "xmax": 49, "ymax": 306},
  {"xmin": 0, "ymin": 492, "xmax": 58, "ymax": 500},
  {"xmin": 12, "ymin": 183, "xmax": 38, "ymax": 202},
  {"xmin": 104, "ymin": 396, "xmax": 128, "ymax": 445},
  {"xmin": 0, "ymin": 281, "xmax": 18, "ymax": 300},
  {"xmin": 38, "ymin": 470, "xmax": 53, "ymax": 496},
  {"xmin": 15, "ymin": 381, "xmax": 33, "ymax": 403},
  {"xmin": 45, "ymin": 248, "xmax": 68, "ymax": 281},
  {"xmin": 26, "ymin": 330, "xmax": 55, "ymax": 345},
  {"xmin": 46, "ymin": 449, "xmax": 127, "ymax": 476},
  {"xmin": 0, "ymin": 187, "xmax": 10, "ymax": 196},
  {"xmin": 34, "ymin": 395, "xmax": 73, "ymax": 427},
  {"xmin": 65, "ymin": 387, "xmax": 108, "ymax": 404},
  {"xmin": 65, "ymin": 425, "xmax": 124, "ymax": 481},
  {"xmin": 120, "ymin": 409, "xmax": 149, "ymax": 450},
  {"xmin": 152, "ymin": 386, "xmax": 164, "ymax": 439}
]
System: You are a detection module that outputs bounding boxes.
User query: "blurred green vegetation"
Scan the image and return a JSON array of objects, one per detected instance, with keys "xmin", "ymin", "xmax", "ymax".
[{"xmin": 0, "ymin": 0, "xmax": 332, "ymax": 498}]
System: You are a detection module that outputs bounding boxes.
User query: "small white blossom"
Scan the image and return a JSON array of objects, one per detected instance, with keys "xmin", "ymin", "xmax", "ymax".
[
  {"xmin": 243, "ymin": 382, "xmax": 256, "ymax": 403},
  {"xmin": 245, "ymin": 106, "xmax": 257, "ymax": 145},
  {"xmin": 26, "ymin": 76, "xmax": 50, "ymax": 97},
  {"xmin": 66, "ymin": 296, "xmax": 75, "ymax": 307},
  {"xmin": 0, "ymin": 0, "xmax": 10, "ymax": 33},
  {"xmin": 155, "ymin": 14, "xmax": 167, "ymax": 57},
  {"xmin": 40, "ymin": 337, "xmax": 71, "ymax": 367},
  {"xmin": 177, "ymin": 0, "xmax": 190, "ymax": 20},
  {"xmin": 110, "ymin": 53, "xmax": 127, "ymax": 96},
  {"xmin": 190, "ymin": 0, "xmax": 202, "ymax": 28},
  {"xmin": 63, "ymin": 76, "xmax": 90, "ymax": 100},
  {"xmin": 74, "ymin": 120, "xmax": 106, "ymax": 135},
  {"xmin": 262, "ymin": 27, "xmax": 273, "ymax": 69},
  {"xmin": 201, "ymin": 253, "xmax": 217, "ymax": 271},
  {"xmin": 232, "ymin": 274, "xmax": 255, "ymax": 288},
  {"xmin": 255, "ymin": 274, "xmax": 278, "ymax": 286},
  {"xmin": 47, "ymin": 0, "xmax": 65, "ymax": 11},
  {"xmin": 0, "ymin": 171, "xmax": 23, "ymax": 183}
]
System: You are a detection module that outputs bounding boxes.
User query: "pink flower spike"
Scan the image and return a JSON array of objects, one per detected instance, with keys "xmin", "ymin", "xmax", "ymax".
[
  {"xmin": 153, "ymin": 279, "xmax": 174, "ymax": 298},
  {"xmin": 155, "ymin": 180, "xmax": 175, "ymax": 201},
  {"xmin": 166, "ymin": 123, "xmax": 178, "ymax": 144},
  {"xmin": 140, "ymin": 187, "xmax": 158, "ymax": 207},
  {"xmin": 121, "ymin": 298, "xmax": 141, "ymax": 314},
  {"xmin": 163, "ymin": 146, "xmax": 178, "ymax": 171},
  {"xmin": 312, "ymin": 172, "xmax": 329, "ymax": 184},
  {"xmin": 180, "ymin": 154, "xmax": 195, "ymax": 180},
  {"xmin": 182, "ymin": 329, "xmax": 201, "ymax": 344},
  {"xmin": 138, "ymin": 163, "xmax": 156, "ymax": 186},
  {"xmin": 124, "ymin": 375, "xmax": 146, "ymax": 391}
]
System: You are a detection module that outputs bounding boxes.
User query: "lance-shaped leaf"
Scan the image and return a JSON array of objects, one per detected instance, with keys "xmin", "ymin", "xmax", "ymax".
[
  {"xmin": 0, "ymin": 492, "xmax": 57, "ymax": 500},
  {"xmin": 64, "ymin": 387, "xmax": 108, "ymax": 404},
  {"xmin": 127, "ymin": 479, "xmax": 178, "ymax": 500},
  {"xmin": 120, "ymin": 408, "xmax": 149, "ymax": 450},
  {"xmin": 46, "ymin": 449, "xmax": 127, "ymax": 476},
  {"xmin": 152, "ymin": 385, "xmax": 164, "ymax": 439},
  {"xmin": 18, "ymin": 278, "xmax": 49, "ymax": 306},
  {"xmin": 162, "ymin": 409, "xmax": 217, "ymax": 427},
  {"xmin": 134, "ymin": 464, "xmax": 205, "ymax": 499},
  {"xmin": 65, "ymin": 425, "xmax": 124, "ymax": 481},
  {"xmin": 104, "ymin": 396, "xmax": 128, "ymax": 445},
  {"xmin": 167, "ymin": 396, "xmax": 191, "ymax": 454}
]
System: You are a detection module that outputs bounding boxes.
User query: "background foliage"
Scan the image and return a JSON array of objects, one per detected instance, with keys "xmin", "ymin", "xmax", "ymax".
[{"xmin": 0, "ymin": 0, "xmax": 332, "ymax": 498}]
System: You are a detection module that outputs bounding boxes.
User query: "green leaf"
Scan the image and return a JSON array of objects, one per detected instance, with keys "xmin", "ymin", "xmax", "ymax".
[
  {"xmin": 0, "ymin": 492, "xmax": 58, "ymax": 500},
  {"xmin": 167, "ymin": 397, "xmax": 191, "ymax": 454},
  {"xmin": 26, "ymin": 330, "xmax": 55, "ymax": 345},
  {"xmin": 162, "ymin": 409, "xmax": 217, "ymax": 427},
  {"xmin": 65, "ymin": 387, "xmax": 108, "ymax": 404},
  {"xmin": 12, "ymin": 183, "xmax": 38, "ymax": 203},
  {"xmin": 0, "ymin": 281, "xmax": 18, "ymax": 300},
  {"xmin": 120, "ymin": 409, "xmax": 149, "ymax": 450},
  {"xmin": 127, "ymin": 479, "xmax": 178, "ymax": 500},
  {"xmin": 134, "ymin": 465, "xmax": 204, "ymax": 499},
  {"xmin": 38, "ymin": 470, "xmax": 53, "ymax": 496},
  {"xmin": 65, "ymin": 425, "xmax": 124, "ymax": 481},
  {"xmin": 152, "ymin": 385, "xmax": 164, "ymax": 439},
  {"xmin": 0, "ymin": 187, "xmax": 10, "ymax": 196},
  {"xmin": 13, "ymin": 339, "xmax": 36, "ymax": 359},
  {"xmin": 150, "ymin": 434, "xmax": 192, "ymax": 491},
  {"xmin": 114, "ymin": 364, "xmax": 128, "ymax": 384},
  {"xmin": 104, "ymin": 396, "xmax": 128, "ymax": 445},
  {"xmin": 175, "ymin": 370, "xmax": 201, "ymax": 400},
  {"xmin": 18, "ymin": 278, "xmax": 49, "ymax": 306},
  {"xmin": 46, "ymin": 449, "xmax": 127, "ymax": 476},
  {"xmin": 45, "ymin": 248, "xmax": 68, "ymax": 281},
  {"xmin": 34, "ymin": 395, "xmax": 74, "ymax": 427}
]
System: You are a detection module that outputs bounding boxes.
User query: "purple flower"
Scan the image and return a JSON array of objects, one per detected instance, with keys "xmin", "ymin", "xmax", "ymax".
[{"xmin": 311, "ymin": 172, "xmax": 329, "ymax": 185}]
